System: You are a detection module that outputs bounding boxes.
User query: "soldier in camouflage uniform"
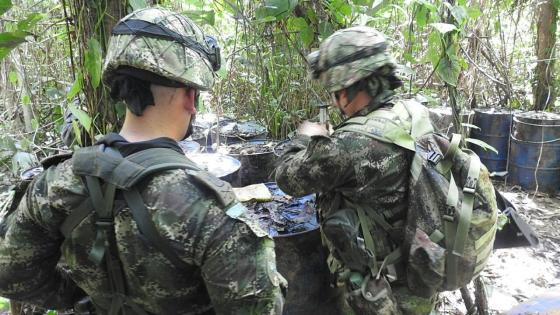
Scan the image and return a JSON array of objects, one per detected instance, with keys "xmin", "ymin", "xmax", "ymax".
[
  {"xmin": 275, "ymin": 26, "xmax": 435, "ymax": 314},
  {"xmin": 0, "ymin": 8, "xmax": 284, "ymax": 315}
]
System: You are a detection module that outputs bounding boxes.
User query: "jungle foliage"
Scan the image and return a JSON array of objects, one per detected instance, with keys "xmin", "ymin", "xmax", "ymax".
[{"xmin": 0, "ymin": 0, "xmax": 556, "ymax": 180}]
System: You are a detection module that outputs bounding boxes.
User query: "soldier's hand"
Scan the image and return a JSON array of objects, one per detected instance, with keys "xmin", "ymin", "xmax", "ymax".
[{"xmin": 297, "ymin": 121, "xmax": 329, "ymax": 137}]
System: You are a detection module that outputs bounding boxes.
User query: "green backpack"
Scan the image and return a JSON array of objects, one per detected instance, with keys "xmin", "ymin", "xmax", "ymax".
[
  {"xmin": 336, "ymin": 100, "xmax": 499, "ymax": 298},
  {"xmin": 60, "ymin": 145, "xmax": 249, "ymax": 315}
]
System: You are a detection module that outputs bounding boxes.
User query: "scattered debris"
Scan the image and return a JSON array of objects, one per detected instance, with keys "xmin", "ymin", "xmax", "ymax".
[{"xmin": 244, "ymin": 182, "xmax": 318, "ymax": 236}]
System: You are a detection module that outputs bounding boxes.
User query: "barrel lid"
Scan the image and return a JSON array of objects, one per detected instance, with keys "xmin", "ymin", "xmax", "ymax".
[
  {"xmin": 514, "ymin": 111, "xmax": 560, "ymax": 126},
  {"xmin": 221, "ymin": 140, "xmax": 277, "ymax": 156},
  {"xmin": 474, "ymin": 107, "xmax": 520, "ymax": 115},
  {"xmin": 185, "ymin": 153, "xmax": 240, "ymax": 179},
  {"xmin": 212, "ymin": 120, "xmax": 267, "ymax": 137}
]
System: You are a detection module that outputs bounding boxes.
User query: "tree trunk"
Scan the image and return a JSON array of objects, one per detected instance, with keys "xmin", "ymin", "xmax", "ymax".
[
  {"xmin": 68, "ymin": 0, "xmax": 128, "ymax": 139},
  {"xmin": 533, "ymin": 0, "xmax": 558, "ymax": 111}
]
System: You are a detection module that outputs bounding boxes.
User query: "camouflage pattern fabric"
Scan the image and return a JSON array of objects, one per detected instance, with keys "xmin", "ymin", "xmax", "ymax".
[
  {"xmin": 307, "ymin": 26, "xmax": 398, "ymax": 92},
  {"xmin": 103, "ymin": 8, "xmax": 215, "ymax": 90},
  {"xmin": 275, "ymin": 104, "xmax": 434, "ymax": 314},
  {"xmin": 0, "ymin": 156, "xmax": 284, "ymax": 314}
]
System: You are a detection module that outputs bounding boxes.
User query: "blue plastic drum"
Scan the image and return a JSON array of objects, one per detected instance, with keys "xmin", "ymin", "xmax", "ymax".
[{"xmin": 509, "ymin": 111, "xmax": 560, "ymax": 193}]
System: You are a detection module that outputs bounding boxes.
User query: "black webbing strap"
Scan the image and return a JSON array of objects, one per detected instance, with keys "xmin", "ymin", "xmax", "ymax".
[
  {"xmin": 123, "ymin": 189, "xmax": 191, "ymax": 271},
  {"xmin": 60, "ymin": 197, "xmax": 93, "ymax": 238},
  {"xmin": 87, "ymin": 176, "xmax": 117, "ymax": 265},
  {"xmin": 112, "ymin": 19, "xmax": 220, "ymax": 71}
]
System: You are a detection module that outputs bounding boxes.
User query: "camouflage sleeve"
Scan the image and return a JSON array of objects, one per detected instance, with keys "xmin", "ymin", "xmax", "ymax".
[
  {"xmin": 200, "ymin": 215, "xmax": 284, "ymax": 315},
  {"xmin": 274, "ymin": 134, "xmax": 353, "ymax": 197},
  {"xmin": 0, "ymin": 168, "xmax": 86, "ymax": 308}
]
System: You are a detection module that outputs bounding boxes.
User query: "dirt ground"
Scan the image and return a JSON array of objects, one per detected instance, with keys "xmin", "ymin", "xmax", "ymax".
[{"xmin": 437, "ymin": 182, "xmax": 560, "ymax": 315}]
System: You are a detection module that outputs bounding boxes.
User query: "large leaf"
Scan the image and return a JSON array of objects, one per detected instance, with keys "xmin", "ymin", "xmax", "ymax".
[
  {"xmin": 183, "ymin": 10, "xmax": 215, "ymax": 26},
  {"xmin": 443, "ymin": 3, "xmax": 467, "ymax": 26},
  {"xmin": 0, "ymin": 30, "xmax": 29, "ymax": 60},
  {"xmin": 129, "ymin": 0, "xmax": 147, "ymax": 11},
  {"xmin": 425, "ymin": 31, "xmax": 441, "ymax": 65},
  {"xmin": 68, "ymin": 103, "xmax": 92, "ymax": 131},
  {"xmin": 84, "ymin": 38, "xmax": 102, "ymax": 89},
  {"xmin": 17, "ymin": 12, "xmax": 44, "ymax": 31},
  {"xmin": 319, "ymin": 21, "xmax": 334, "ymax": 40},
  {"xmin": 466, "ymin": 138, "xmax": 498, "ymax": 154},
  {"xmin": 255, "ymin": 0, "xmax": 298, "ymax": 20},
  {"xmin": 436, "ymin": 55, "xmax": 461, "ymax": 86},
  {"xmin": 415, "ymin": 4, "xmax": 429, "ymax": 28},
  {"xmin": 8, "ymin": 70, "xmax": 17, "ymax": 84},
  {"xmin": 0, "ymin": 0, "xmax": 11, "ymax": 16},
  {"xmin": 287, "ymin": 17, "xmax": 313, "ymax": 47},
  {"xmin": 67, "ymin": 73, "xmax": 83, "ymax": 100},
  {"xmin": 430, "ymin": 22, "xmax": 457, "ymax": 34}
]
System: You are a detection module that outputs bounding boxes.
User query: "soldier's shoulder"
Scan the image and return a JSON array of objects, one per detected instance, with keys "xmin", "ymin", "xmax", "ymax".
[{"xmin": 146, "ymin": 169, "xmax": 269, "ymax": 237}]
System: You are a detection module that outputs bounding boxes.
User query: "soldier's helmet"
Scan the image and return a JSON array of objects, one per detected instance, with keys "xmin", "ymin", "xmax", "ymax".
[
  {"xmin": 307, "ymin": 26, "xmax": 398, "ymax": 92},
  {"xmin": 103, "ymin": 7, "xmax": 220, "ymax": 90}
]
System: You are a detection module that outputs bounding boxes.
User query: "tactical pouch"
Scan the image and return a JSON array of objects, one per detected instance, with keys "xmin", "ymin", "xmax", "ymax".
[
  {"xmin": 346, "ymin": 275, "xmax": 401, "ymax": 315},
  {"xmin": 406, "ymin": 228, "xmax": 445, "ymax": 298},
  {"xmin": 322, "ymin": 208, "xmax": 373, "ymax": 273}
]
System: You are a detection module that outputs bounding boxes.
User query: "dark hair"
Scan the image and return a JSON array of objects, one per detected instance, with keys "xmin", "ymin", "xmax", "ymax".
[
  {"xmin": 345, "ymin": 68, "xmax": 403, "ymax": 103},
  {"xmin": 108, "ymin": 66, "xmax": 186, "ymax": 116},
  {"xmin": 109, "ymin": 74, "xmax": 154, "ymax": 116}
]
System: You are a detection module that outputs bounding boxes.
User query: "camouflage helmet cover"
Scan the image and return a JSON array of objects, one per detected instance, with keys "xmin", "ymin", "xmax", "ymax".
[
  {"xmin": 307, "ymin": 26, "xmax": 398, "ymax": 92},
  {"xmin": 103, "ymin": 8, "xmax": 218, "ymax": 91}
]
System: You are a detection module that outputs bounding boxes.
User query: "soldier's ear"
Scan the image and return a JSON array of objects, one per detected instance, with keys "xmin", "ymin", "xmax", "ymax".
[{"xmin": 183, "ymin": 88, "xmax": 197, "ymax": 114}]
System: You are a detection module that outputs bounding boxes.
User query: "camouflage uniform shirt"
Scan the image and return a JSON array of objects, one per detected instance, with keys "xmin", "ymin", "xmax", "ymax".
[
  {"xmin": 0, "ymin": 134, "xmax": 284, "ymax": 314},
  {"xmin": 275, "ymin": 104, "xmax": 411, "ymax": 265}
]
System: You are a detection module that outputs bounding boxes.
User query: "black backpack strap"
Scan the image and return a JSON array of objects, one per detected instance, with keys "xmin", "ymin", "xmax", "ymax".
[
  {"xmin": 123, "ymin": 188, "xmax": 191, "ymax": 270},
  {"xmin": 63, "ymin": 146, "xmax": 203, "ymax": 236}
]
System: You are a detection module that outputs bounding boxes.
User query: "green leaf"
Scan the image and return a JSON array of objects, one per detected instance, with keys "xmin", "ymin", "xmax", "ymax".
[
  {"xmin": 8, "ymin": 70, "xmax": 17, "ymax": 84},
  {"xmin": 494, "ymin": 19, "xmax": 501, "ymax": 32},
  {"xmin": 31, "ymin": 118, "xmax": 38, "ymax": 130},
  {"xmin": 17, "ymin": 12, "xmax": 44, "ymax": 31},
  {"xmin": 67, "ymin": 73, "xmax": 82, "ymax": 100},
  {"xmin": 0, "ymin": 0, "xmax": 12, "ymax": 16},
  {"xmin": 415, "ymin": 4, "xmax": 429, "ymax": 28},
  {"xmin": 0, "ymin": 30, "xmax": 30, "ymax": 60},
  {"xmin": 21, "ymin": 94, "xmax": 30, "ymax": 105},
  {"xmin": 129, "ymin": 0, "xmax": 147, "ymax": 11},
  {"xmin": 255, "ymin": 0, "xmax": 298, "ymax": 20},
  {"xmin": 255, "ymin": 16, "xmax": 277, "ymax": 23},
  {"xmin": 430, "ymin": 23, "xmax": 457, "ymax": 34},
  {"xmin": 71, "ymin": 120, "xmax": 82, "ymax": 147},
  {"xmin": 403, "ymin": 52, "xmax": 417, "ymax": 64},
  {"xmin": 436, "ymin": 55, "xmax": 461, "ymax": 86},
  {"xmin": 449, "ymin": 4, "xmax": 468, "ymax": 25},
  {"xmin": 467, "ymin": 6, "xmax": 481, "ymax": 19},
  {"xmin": 68, "ymin": 103, "xmax": 92, "ymax": 132},
  {"xmin": 287, "ymin": 17, "xmax": 313, "ymax": 47},
  {"xmin": 84, "ymin": 38, "xmax": 102, "ymax": 89},
  {"xmin": 319, "ymin": 21, "xmax": 334, "ymax": 40},
  {"xmin": 306, "ymin": 8, "xmax": 318, "ymax": 24},
  {"xmin": 466, "ymin": 138, "xmax": 498, "ymax": 154},
  {"xmin": 183, "ymin": 10, "xmax": 215, "ymax": 26},
  {"xmin": 425, "ymin": 31, "xmax": 441, "ymax": 66}
]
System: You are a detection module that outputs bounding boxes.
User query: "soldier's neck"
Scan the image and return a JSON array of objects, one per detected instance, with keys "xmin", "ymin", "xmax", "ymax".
[{"xmin": 119, "ymin": 109, "xmax": 189, "ymax": 142}]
